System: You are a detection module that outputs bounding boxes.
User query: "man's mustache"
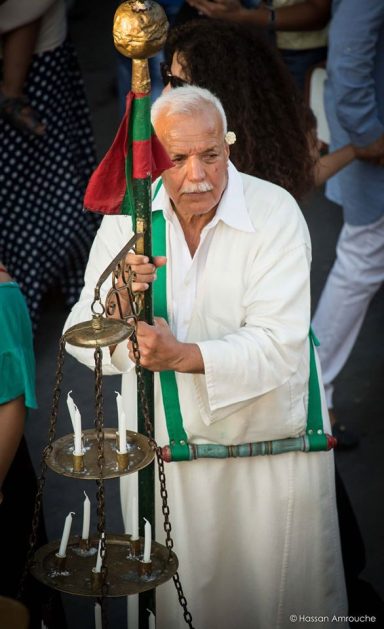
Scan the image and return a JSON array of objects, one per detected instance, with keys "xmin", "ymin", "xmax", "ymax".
[{"xmin": 181, "ymin": 182, "xmax": 213, "ymax": 194}]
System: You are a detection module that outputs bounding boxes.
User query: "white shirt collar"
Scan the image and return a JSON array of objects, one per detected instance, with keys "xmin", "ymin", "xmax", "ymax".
[{"xmin": 152, "ymin": 161, "xmax": 255, "ymax": 233}]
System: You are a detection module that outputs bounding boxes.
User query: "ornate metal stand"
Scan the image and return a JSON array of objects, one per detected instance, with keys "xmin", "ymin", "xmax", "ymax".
[
  {"xmin": 31, "ymin": 535, "xmax": 178, "ymax": 597},
  {"xmin": 46, "ymin": 429, "xmax": 154, "ymax": 480},
  {"xmin": 20, "ymin": 3, "xmax": 195, "ymax": 628}
]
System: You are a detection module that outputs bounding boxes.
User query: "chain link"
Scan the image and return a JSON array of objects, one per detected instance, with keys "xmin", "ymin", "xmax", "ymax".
[
  {"xmin": 19, "ymin": 261, "xmax": 193, "ymax": 629},
  {"xmin": 131, "ymin": 328, "xmax": 195, "ymax": 629},
  {"xmin": 94, "ymin": 346, "xmax": 109, "ymax": 624}
]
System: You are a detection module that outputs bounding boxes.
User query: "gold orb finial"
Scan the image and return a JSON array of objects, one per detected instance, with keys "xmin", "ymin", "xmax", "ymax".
[{"xmin": 113, "ymin": 0, "xmax": 168, "ymax": 60}]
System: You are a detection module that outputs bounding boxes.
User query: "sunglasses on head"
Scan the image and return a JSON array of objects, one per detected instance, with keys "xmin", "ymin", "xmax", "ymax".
[{"xmin": 160, "ymin": 62, "xmax": 188, "ymax": 88}]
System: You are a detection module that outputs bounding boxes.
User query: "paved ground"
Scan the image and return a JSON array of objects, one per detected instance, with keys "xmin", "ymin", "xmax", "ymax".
[{"xmin": 25, "ymin": 1, "xmax": 384, "ymax": 627}]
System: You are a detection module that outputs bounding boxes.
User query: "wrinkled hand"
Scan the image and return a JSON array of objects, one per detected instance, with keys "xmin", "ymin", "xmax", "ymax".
[
  {"xmin": 187, "ymin": 0, "xmax": 243, "ymax": 19},
  {"xmin": 120, "ymin": 253, "xmax": 167, "ymax": 293},
  {"xmin": 128, "ymin": 318, "xmax": 184, "ymax": 372},
  {"xmin": 128, "ymin": 318, "xmax": 204, "ymax": 373},
  {"xmin": 354, "ymin": 134, "xmax": 384, "ymax": 165},
  {"xmin": 108, "ymin": 254, "xmax": 166, "ymax": 323}
]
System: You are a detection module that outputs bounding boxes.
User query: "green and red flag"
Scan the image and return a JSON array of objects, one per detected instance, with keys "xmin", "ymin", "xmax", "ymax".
[{"xmin": 84, "ymin": 91, "xmax": 172, "ymax": 222}]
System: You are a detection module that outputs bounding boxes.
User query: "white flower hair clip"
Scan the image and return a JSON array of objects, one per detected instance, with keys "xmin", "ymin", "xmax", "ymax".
[{"xmin": 225, "ymin": 131, "xmax": 236, "ymax": 145}]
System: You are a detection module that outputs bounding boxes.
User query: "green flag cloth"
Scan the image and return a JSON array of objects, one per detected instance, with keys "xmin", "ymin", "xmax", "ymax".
[{"xmin": 83, "ymin": 92, "xmax": 172, "ymax": 220}]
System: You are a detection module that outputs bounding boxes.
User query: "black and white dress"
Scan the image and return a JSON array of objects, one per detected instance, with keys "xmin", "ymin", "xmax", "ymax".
[{"xmin": 0, "ymin": 38, "xmax": 100, "ymax": 329}]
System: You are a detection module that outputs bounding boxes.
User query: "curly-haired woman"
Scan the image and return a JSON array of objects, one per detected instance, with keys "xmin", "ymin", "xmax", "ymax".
[{"xmin": 163, "ymin": 19, "xmax": 355, "ymax": 199}]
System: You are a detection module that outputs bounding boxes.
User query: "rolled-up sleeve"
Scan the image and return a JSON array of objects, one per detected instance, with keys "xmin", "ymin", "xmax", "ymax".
[{"xmin": 193, "ymin": 190, "xmax": 311, "ymax": 425}]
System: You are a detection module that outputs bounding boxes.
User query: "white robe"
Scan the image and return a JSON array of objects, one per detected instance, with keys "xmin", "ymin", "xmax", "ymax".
[{"xmin": 64, "ymin": 165, "xmax": 347, "ymax": 629}]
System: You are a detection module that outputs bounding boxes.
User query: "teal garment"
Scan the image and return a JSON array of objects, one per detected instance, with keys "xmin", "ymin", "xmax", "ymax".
[{"xmin": 0, "ymin": 282, "xmax": 37, "ymax": 409}]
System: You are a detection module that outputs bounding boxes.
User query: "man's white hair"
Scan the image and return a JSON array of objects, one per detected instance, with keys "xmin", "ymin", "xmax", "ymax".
[{"xmin": 151, "ymin": 85, "xmax": 228, "ymax": 134}]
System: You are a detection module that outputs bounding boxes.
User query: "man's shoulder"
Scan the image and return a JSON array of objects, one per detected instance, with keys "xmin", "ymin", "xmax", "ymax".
[
  {"xmin": 239, "ymin": 172, "xmax": 303, "ymax": 222},
  {"xmin": 98, "ymin": 213, "xmax": 134, "ymax": 235},
  {"xmin": 237, "ymin": 171, "xmax": 311, "ymax": 251}
]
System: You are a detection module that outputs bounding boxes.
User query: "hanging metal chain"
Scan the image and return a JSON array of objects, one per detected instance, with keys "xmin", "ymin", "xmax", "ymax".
[
  {"xmin": 94, "ymin": 345, "xmax": 109, "ymax": 627},
  {"xmin": 130, "ymin": 328, "xmax": 195, "ymax": 629},
  {"xmin": 106, "ymin": 256, "xmax": 194, "ymax": 627},
  {"xmin": 17, "ymin": 336, "xmax": 67, "ymax": 600}
]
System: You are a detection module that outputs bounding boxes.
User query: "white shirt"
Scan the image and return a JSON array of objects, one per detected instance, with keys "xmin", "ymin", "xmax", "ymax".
[
  {"xmin": 64, "ymin": 163, "xmax": 313, "ymax": 444},
  {"xmin": 154, "ymin": 162, "xmax": 254, "ymax": 341}
]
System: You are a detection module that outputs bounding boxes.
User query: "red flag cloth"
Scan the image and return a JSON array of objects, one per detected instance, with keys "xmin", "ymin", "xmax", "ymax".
[{"xmin": 84, "ymin": 92, "xmax": 172, "ymax": 215}]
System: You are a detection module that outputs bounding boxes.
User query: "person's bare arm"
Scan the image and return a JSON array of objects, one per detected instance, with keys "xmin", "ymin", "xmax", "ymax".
[
  {"xmin": 186, "ymin": 0, "xmax": 331, "ymax": 30},
  {"xmin": 0, "ymin": 396, "xmax": 25, "ymax": 503},
  {"xmin": 314, "ymin": 135, "xmax": 384, "ymax": 186},
  {"xmin": 314, "ymin": 144, "xmax": 356, "ymax": 186}
]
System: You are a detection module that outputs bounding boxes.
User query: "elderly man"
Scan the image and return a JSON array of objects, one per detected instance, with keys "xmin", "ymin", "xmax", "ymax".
[{"xmin": 64, "ymin": 86, "xmax": 347, "ymax": 629}]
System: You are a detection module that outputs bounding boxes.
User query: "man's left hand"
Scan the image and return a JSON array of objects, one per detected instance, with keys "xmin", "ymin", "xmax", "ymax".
[
  {"xmin": 129, "ymin": 318, "xmax": 181, "ymax": 371},
  {"xmin": 128, "ymin": 318, "xmax": 204, "ymax": 373}
]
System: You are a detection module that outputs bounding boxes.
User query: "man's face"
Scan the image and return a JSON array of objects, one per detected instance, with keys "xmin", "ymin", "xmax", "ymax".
[{"xmin": 154, "ymin": 106, "xmax": 230, "ymax": 219}]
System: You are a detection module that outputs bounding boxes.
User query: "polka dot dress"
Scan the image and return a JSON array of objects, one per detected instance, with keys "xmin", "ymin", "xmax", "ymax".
[{"xmin": 0, "ymin": 39, "xmax": 101, "ymax": 330}]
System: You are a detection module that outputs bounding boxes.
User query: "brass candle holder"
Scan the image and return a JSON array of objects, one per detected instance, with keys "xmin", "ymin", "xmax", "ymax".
[
  {"xmin": 91, "ymin": 566, "xmax": 108, "ymax": 592},
  {"xmin": 54, "ymin": 553, "xmax": 67, "ymax": 572},
  {"xmin": 72, "ymin": 452, "xmax": 84, "ymax": 472},
  {"xmin": 116, "ymin": 450, "xmax": 129, "ymax": 471},
  {"xmin": 79, "ymin": 537, "xmax": 91, "ymax": 552},
  {"xmin": 138, "ymin": 560, "xmax": 152, "ymax": 577},
  {"xmin": 129, "ymin": 538, "xmax": 141, "ymax": 558},
  {"xmin": 31, "ymin": 535, "xmax": 178, "ymax": 597},
  {"xmin": 45, "ymin": 428, "xmax": 154, "ymax": 480}
]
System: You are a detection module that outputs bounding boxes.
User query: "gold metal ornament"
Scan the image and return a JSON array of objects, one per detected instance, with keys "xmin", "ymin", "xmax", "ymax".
[{"xmin": 113, "ymin": 0, "xmax": 168, "ymax": 60}]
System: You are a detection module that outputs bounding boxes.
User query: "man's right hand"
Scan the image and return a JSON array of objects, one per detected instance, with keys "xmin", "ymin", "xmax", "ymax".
[
  {"xmin": 121, "ymin": 253, "xmax": 167, "ymax": 293},
  {"xmin": 107, "ymin": 253, "xmax": 167, "ymax": 332}
]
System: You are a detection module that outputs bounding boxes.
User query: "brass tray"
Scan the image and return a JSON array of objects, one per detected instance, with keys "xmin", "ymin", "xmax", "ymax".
[
  {"xmin": 45, "ymin": 428, "xmax": 154, "ymax": 479},
  {"xmin": 64, "ymin": 317, "xmax": 134, "ymax": 348},
  {"xmin": 31, "ymin": 534, "xmax": 178, "ymax": 597}
]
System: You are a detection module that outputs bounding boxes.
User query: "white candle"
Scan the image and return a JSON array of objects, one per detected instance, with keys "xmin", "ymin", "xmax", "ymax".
[
  {"xmin": 73, "ymin": 407, "xmax": 83, "ymax": 455},
  {"xmin": 66, "ymin": 390, "xmax": 77, "ymax": 431},
  {"xmin": 115, "ymin": 390, "xmax": 124, "ymax": 417},
  {"xmin": 143, "ymin": 518, "xmax": 151, "ymax": 563},
  {"xmin": 131, "ymin": 492, "xmax": 139, "ymax": 540},
  {"xmin": 81, "ymin": 491, "xmax": 91, "ymax": 540},
  {"xmin": 116, "ymin": 391, "xmax": 127, "ymax": 454},
  {"xmin": 95, "ymin": 534, "xmax": 104, "ymax": 572},
  {"xmin": 147, "ymin": 609, "xmax": 156, "ymax": 629},
  {"xmin": 94, "ymin": 602, "xmax": 102, "ymax": 629},
  {"xmin": 58, "ymin": 511, "xmax": 75, "ymax": 557}
]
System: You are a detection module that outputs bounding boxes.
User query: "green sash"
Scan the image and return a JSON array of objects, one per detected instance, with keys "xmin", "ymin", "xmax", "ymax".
[{"xmin": 151, "ymin": 180, "xmax": 328, "ymax": 460}]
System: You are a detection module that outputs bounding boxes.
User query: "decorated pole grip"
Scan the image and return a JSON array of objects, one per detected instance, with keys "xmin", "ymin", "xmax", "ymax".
[{"xmin": 162, "ymin": 434, "xmax": 337, "ymax": 463}]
